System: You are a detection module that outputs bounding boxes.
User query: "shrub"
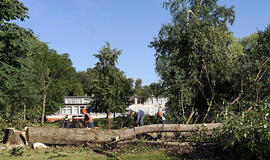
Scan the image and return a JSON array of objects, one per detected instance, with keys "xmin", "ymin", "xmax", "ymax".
[
  {"xmin": 112, "ymin": 114, "xmax": 163, "ymax": 129},
  {"xmin": 9, "ymin": 146, "xmax": 24, "ymax": 156},
  {"xmin": 216, "ymin": 100, "xmax": 270, "ymax": 160}
]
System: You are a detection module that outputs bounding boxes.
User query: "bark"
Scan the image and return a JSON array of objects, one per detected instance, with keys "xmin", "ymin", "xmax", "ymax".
[
  {"xmin": 108, "ymin": 112, "xmax": 111, "ymax": 129},
  {"xmin": 41, "ymin": 89, "xmax": 47, "ymax": 125},
  {"xmin": 23, "ymin": 104, "xmax": 26, "ymax": 121},
  {"xmin": 27, "ymin": 123, "xmax": 223, "ymax": 145},
  {"xmin": 118, "ymin": 140, "xmax": 218, "ymax": 147},
  {"xmin": 181, "ymin": 87, "xmax": 185, "ymax": 123},
  {"xmin": 186, "ymin": 107, "xmax": 195, "ymax": 124},
  {"xmin": 3, "ymin": 128, "xmax": 25, "ymax": 146}
]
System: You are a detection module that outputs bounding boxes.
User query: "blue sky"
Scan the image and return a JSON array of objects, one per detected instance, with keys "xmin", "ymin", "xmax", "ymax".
[{"xmin": 17, "ymin": 0, "xmax": 270, "ymax": 85}]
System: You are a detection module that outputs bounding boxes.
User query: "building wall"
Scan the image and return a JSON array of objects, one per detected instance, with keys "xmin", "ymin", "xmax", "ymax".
[
  {"xmin": 46, "ymin": 96, "xmax": 91, "ymax": 122},
  {"xmin": 143, "ymin": 96, "xmax": 168, "ymax": 108}
]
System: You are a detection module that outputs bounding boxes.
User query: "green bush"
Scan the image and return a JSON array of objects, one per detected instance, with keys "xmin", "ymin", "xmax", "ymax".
[
  {"xmin": 216, "ymin": 100, "xmax": 270, "ymax": 159},
  {"xmin": 9, "ymin": 146, "xmax": 24, "ymax": 156},
  {"xmin": 112, "ymin": 114, "xmax": 163, "ymax": 129},
  {"xmin": 94, "ymin": 118, "xmax": 108, "ymax": 128},
  {"xmin": 112, "ymin": 115, "xmax": 134, "ymax": 129}
]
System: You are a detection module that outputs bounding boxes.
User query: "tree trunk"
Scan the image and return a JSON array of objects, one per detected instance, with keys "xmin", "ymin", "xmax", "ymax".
[
  {"xmin": 108, "ymin": 112, "xmax": 111, "ymax": 129},
  {"xmin": 118, "ymin": 140, "xmax": 218, "ymax": 147},
  {"xmin": 3, "ymin": 128, "xmax": 25, "ymax": 146},
  {"xmin": 23, "ymin": 104, "xmax": 26, "ymax": 121},
  {"xmin": 41, "ymin": 90, "xmax": 47, "ymax": 125},
  {"xmin": 27, "ymin": 123, "xmax": 223, "ymax": 145}
]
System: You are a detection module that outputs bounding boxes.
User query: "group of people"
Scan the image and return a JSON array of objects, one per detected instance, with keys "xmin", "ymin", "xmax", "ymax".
[{"xmin": 64, "ymin": 108, "xmax": 166, "ymax": 128}]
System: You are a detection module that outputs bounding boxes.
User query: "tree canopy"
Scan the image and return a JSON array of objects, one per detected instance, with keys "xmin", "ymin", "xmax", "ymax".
[{"xmin": 89, "ymin": 42, "xmax": 133, "ymax": 113}]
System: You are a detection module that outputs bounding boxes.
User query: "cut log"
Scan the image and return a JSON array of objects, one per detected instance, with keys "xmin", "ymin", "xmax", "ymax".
[
  {"xmin": 3, "ymin": 128, "xmax": 25, "ymax": 146},
  {"xmin": 28, "ymin": 123, "xmax": 223, "ymax": 145}
]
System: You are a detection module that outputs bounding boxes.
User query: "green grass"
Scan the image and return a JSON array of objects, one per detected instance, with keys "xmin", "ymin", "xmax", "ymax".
[
  {"xmin": 0, "ymin": 145, "xmax": 178, "ymax": 160},
  {"xmin": 1, "ymin": 146, "xmax": 107, "ymax": 160},
  {"xmin": 119, "ymin": 150, "xmax": 178, "ymax": 160}
]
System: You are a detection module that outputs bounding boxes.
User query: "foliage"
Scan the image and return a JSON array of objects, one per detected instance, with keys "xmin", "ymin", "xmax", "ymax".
[
  {"xmin": 73, "ymin": 82, "xmax": 84, "ymax": 96},
  {"xmin": 134, "ymin": 78, "xmax": 143, "ymax": 96},
  {"xmin": 90, "ymin": 42, "xmax": 133, "ymax": 113},
  {"xmin": 112, "ymin": 114, "xmax": 163, "ymax": 129},
  {"xmin": 112, "ymin": 115, "xmax": 135, "ymax": 129},
  {"xmin": 215, "ymin": 100, "xmax": 270, "ymax": 160},
  {"xmin": 150, "ymin": 0, "xmax": 236, "ymax": 124},
  {"xmin": 94, "ymin": 118, "xmax": 109, "ymax": 128},
  {"xmin": 0, "ymin": 0, "xmax": 28, "ymax": 23},
  {"xmin": 9, "ymin": 146, "xmax": 24, "ymax": 156},
  {"xmin": 0, "ymin": 0, "xmax": 77, "ymax": 129},
  {"xmin": 0, "ymin": 0, "xmax": 43, "ymax": 130},
  {"xmin": 214, "ymin": 24, "xmax": 270, "ymax": 160},
  {"xmin": 138, "ymin": 82, "xmax": 166, "ymax": 103}
]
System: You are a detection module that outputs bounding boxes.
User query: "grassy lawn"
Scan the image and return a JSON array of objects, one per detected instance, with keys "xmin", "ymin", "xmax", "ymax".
[
  {"xmin": 0, "ymin": 145, "xmax": 178, "ymax": 160},
  {"xmin": 1, "ymin": 146, "xmax": 106, "ymax": 160},
  {"xmin": 119, "ymin": 150, "xmax": 177, "ymax": 160}
]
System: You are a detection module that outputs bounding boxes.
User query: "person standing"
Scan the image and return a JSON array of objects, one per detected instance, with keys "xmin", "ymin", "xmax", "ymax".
[
  {"xmin": 64, "ymin": 114, "xmax": 70, "ymax": 128},
  {"xmin": 161, "ymin": 113, "xmax": 167, "ymax": 124},
  {"xmin": 82, "ymin": 109, "xmax": 94, "ymax": 129}
]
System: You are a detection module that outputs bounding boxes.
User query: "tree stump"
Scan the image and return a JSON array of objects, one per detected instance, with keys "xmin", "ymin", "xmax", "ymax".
[{"xmin": 3, "ymin": 128, "xmax": 25, "ymax": 146}]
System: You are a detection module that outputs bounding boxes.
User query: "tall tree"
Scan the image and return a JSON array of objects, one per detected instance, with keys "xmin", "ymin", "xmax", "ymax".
[
  {"xmin": 0, "ymin": 0, "xmax": 42, "ymax": 126},
  {"xmin": 91, "ymin": 42, "xmax": 133, "ymax": 113},
  {"xmin": 150, "ymin": 0, "xmax": 236, "ymax": 123},
  {"xmin": 32, "ymin": 42, "xmax": 77, "ymax": 124}
]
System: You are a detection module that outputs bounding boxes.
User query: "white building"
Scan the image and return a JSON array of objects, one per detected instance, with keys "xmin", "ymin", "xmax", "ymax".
[
  {"xmin": 127, "ymin": 96, "xmax": 168, "ymax": 116},
  {"xmin": 46, "ymin": 96, "xmax": 91, "ymax": 122},
  {"xmin": 46, "ymin": 96, "xmax": 169, "ymax": 121},
  {"xmin": 143, "ymin": 96, "xmax": 168, "ymax": 108}
]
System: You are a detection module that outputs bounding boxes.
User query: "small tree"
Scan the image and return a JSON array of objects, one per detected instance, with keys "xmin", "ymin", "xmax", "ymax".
[{"xmin": 91, "ymin": 42, "xmax": 133, "ymax": 114}]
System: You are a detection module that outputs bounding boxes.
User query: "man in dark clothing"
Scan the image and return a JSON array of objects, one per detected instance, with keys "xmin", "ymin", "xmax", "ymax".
[
  {"xmin": 64, "ymin": 115, "xmax": 70, "ymax": 128},
  {"xmin": 131, "ymin": 109, "xmax": 145, "ymax": 126},
  {"xmin": 82, "ymin": 109, "xmax": 94, "ymax": 129}
]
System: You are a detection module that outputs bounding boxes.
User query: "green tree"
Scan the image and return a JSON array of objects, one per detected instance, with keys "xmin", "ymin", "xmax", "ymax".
[
  {"xmin": 149, "ymin": 82, "xmax": 166, "ymax": 98},
  {"xmin": 0, "ymin": 0, "xmax": 28, "ymax": 24},
  {"xmin": 134, "ymin": 78, "xmax": 143, "ymax": 96},
  {"xmin": 91, "ymin": 42, "xmax": 133, "ymax": 114},
  {"xmin": 150, "ymin": 0, "xmax": 236, "ymax": 123},
  {"xmin": 31, "ymin": 42, "xmax": 77, "ymax": 124},
  {"xmin": 0, "ymin": 0, "xmax": 42, "ymax": 129},
  {"xmin": 73, "ymin": 82, "xmax": 84, "ymax": 96}
]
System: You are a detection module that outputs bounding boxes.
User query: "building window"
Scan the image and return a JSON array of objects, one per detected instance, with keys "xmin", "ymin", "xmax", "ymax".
[
  {"xmin": 65, "ymin": 98, "xmax": 82, "ymax": 104},
  {"xmin": 61, "ymin": 109, "xmax": 66, "ymax": 114},
  {"xmin": 72, "ymin": 106, "xmax": 79, "ymax": 115}
]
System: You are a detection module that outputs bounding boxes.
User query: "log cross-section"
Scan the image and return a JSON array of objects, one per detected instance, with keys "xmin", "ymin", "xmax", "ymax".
[
  {"xmin": 28, "ymin": 123, "xmax": 223, "ymax": 145},
  {"xmin": 3, "ymin": 128, "xmax": 25, "ymax": 146}
]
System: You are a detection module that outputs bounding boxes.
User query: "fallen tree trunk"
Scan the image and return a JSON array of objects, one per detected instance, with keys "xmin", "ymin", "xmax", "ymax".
[
  {"xmin": 27, "ymin": 123, "xmax": 223, "ymax": 145},
  {"xmin": 118, "ymin": 140, "xmax": 218, "ymax": 147}
]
